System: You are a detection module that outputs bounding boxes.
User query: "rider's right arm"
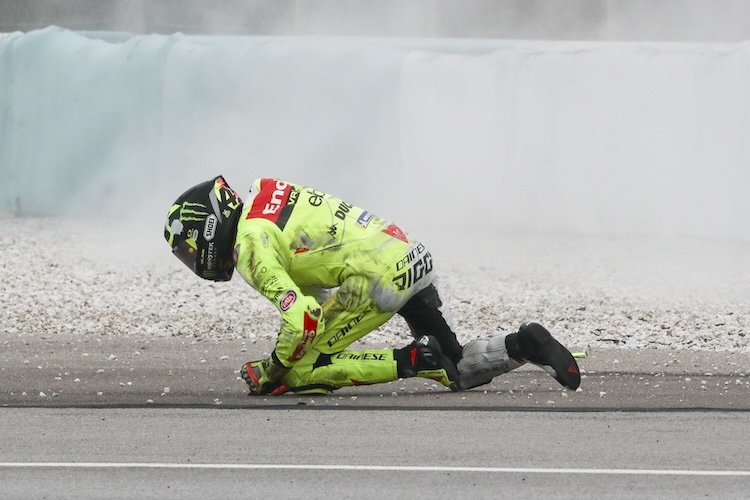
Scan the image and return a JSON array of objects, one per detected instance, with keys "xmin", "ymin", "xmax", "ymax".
[
  {"xmin": 233, "ymin": 219, "xmax": 293, "ymax": 299},
  {"xmin": 233, "ymin": 219, "xmax": 323, "ymax": 367}
]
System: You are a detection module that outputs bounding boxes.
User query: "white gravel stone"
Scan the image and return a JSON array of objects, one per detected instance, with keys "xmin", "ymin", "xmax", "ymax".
[{"xmin": 2, "ymin": 214, "xmax": 749, "ymax": 355}]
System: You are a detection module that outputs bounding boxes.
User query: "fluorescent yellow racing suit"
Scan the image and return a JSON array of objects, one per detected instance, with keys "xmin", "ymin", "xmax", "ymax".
[{"xmin": 234, "ymin": 178, "xmax": 441, "ymax": 393}]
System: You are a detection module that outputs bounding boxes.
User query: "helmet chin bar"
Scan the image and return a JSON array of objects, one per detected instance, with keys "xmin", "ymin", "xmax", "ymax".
[
  {"xmin": 171, "ymin": 236, "xmax": 234, "ymax": 281},
  {"xmin": 171, "ymin": 239, "xmax": 200, "ymax": 275},
  {"xmin": 200, "ymin": 257, "xmax": 235, "ymax": 282}
]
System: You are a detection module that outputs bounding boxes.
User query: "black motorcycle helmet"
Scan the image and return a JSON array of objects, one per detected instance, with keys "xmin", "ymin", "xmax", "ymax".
[{"xmin": 164, "ymin": 175, "xmax": 244, "ymax": 281}]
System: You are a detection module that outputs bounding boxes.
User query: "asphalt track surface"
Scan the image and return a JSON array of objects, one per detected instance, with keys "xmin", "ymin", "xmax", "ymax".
[{"xmin": 2, "ymin": 335, "xmax": 750, "ymax": 499}]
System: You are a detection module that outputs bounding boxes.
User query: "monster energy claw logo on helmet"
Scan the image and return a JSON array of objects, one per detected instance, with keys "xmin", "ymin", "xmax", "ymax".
[{"xmin": 164, "ymin": 175, "xmax": 244, "ymax": 282}]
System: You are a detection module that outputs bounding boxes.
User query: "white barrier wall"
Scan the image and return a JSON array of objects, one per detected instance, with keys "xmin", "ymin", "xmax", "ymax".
[
  {"xmin": 400, "ymin": 43, "xmax": 750, "ymax": 240},
  {"xmin": 1, "ymin": 27, "xmax": 748, "ymax": 244},
  {"xmin": 0, "ymin": 27, "xmax": 406, "ymax": 220}
]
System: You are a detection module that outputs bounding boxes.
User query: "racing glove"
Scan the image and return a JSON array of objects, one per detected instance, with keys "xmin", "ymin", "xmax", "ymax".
[{"xmin": 240, "ymin": 354, "xmax": 290, "ymax": 396}]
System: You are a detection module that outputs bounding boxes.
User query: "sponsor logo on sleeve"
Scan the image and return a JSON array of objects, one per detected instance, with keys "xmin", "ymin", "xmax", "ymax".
[{"xmin": 280, "ymin": 290, "xmax": 297, "ymax": 311}]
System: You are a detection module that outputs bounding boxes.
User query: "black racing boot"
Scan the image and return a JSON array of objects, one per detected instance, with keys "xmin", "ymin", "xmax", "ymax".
[
  {"xmin": 506, "ymin": 322, "xmax": 581, "ymax": 390},
  {"xmin": 396, "ymin": 336, "xmax": 462, "ymax": 391}
]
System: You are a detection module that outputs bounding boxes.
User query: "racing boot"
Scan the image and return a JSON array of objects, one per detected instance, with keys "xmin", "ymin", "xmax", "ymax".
[
  {"xmin": 395, "ymin": 336, "xmax": 462, "ymax": 391},
  {"xmin": 506, "ymin": 322, "xmax": 581, "ymax": 390},
  {"xmin": 458, "ymin": 335, "xmax": 524, "ymax": 390}
]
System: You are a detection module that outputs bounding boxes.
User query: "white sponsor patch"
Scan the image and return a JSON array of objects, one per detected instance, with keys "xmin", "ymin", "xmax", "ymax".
[
  {"xmin": 203, "ymin": 214, "xmax": 218, "ymax": 241},
  {"xmin": 170, "ymin": 219, "xmax": 184, "ymax": 235}
]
